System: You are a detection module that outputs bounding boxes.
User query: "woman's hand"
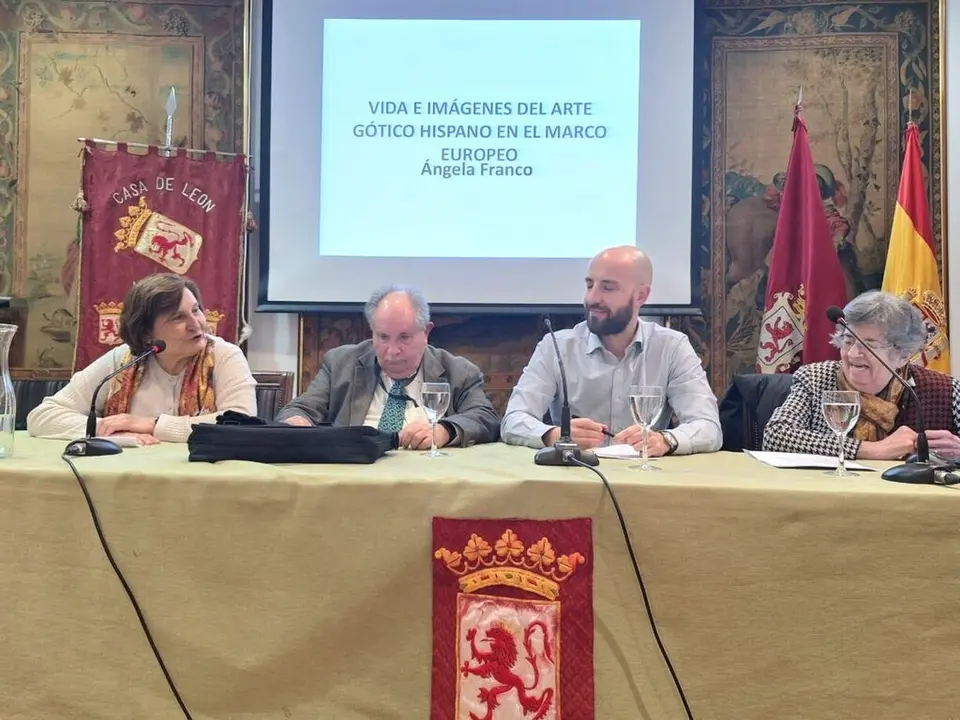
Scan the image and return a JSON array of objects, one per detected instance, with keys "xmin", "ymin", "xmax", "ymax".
[
  {"xmin": 924, "ymin": 429, "xmax": 960, "ymax": 460},
  {"xmin": 857, "ymin": 426, "xmax": 918, "ymax": 460},
  {"xmin": 97, "ymin": 414, "xmax": 157, "ymax": 437}
]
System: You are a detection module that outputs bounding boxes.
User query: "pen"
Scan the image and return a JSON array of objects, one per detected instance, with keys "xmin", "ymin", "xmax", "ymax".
[{"xmin": 572, "ymin": 414, "xmax": 616, "ymax": 438}]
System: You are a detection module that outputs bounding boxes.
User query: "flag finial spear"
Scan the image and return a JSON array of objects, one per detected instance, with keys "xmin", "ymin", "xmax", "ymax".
[
  {"xmin": 163, "ymin": 87, "xmax": 177, "ymax": 157},
  {"xmin": 793, "ymin": 86, "xmax": 804, "ymax": 127}
]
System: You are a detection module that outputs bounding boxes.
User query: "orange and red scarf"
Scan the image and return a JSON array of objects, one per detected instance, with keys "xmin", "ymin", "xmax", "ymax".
[
  {"xmin": 103, "ymin": 338, "xmax": 217, "ymax": 417},
  {"xmin": 836, "ymin": 366, "xmax": 906, "ymax": 442}
]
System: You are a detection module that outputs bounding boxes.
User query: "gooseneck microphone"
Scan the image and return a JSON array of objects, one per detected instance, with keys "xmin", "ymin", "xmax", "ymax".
[
  {"xmin": 534, "ymin": 318, "xmax": 599, "ymax": 467},
  {"xmin": 65, "ymin": 340, "xmax": 167, "ymax": 457},
  {"xmin": 825, "ymin": 306, "xmax": 932, "ymax": 484}
]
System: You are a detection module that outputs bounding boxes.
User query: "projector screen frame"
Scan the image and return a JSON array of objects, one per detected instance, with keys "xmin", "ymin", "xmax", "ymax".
[{"xmin": 255, "ymin": 0, "xmax": 704, "ymax": 318}]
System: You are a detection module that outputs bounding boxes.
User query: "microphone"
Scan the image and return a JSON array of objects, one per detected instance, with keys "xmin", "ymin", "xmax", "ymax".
[
  {"xmin": 933, "ymin": 469, "xmax": 960, "ymax": 486},
  {"xmin": 64, "ymin": 340, "xmax": 167, "ymax": 457},
  {"xmin": 825, "ymin": 306, "xmax": 933, "ymax": 484},
  {"xmin": 534, "ymin": 317, "xmax": 598, "ymax": 467}
]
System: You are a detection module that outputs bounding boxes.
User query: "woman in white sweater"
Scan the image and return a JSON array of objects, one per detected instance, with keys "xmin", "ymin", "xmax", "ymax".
[{"xmin": 28, "ymin": 273, "xmax": 257, "ymax": 444}]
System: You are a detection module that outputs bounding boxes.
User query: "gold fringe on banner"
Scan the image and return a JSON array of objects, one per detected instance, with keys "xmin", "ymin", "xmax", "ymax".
[{"xmin": 70, "ymin": 146, "xmax": 90, "ymax": 212}]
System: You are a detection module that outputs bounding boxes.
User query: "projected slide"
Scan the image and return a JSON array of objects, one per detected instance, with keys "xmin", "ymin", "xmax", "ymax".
[{"xmin": 318, "ymin": 19, "xmax": 642, "ymax": 259}]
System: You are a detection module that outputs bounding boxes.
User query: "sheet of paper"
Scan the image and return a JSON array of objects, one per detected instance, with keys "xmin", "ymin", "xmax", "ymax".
[
  {"xmin": 96, "ymin": 435, "xmax": 143, "ymax": 448},
  {"xmin": 744, "ymin": 450, "xmax": 874, "ymax": 471},
  {"xmin": 594, "ymin": 444, "xmax": 641, "ymax": 460}
]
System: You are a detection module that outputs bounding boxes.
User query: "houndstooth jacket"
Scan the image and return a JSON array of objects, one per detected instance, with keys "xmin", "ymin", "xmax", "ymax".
[{"xmin": 762, "ymin": 360, "xmax": 960, "ymax": 458}]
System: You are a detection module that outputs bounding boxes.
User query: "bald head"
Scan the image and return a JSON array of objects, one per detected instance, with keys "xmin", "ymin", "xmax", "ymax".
[
  {"xmin": 583, "ymin": 246, "xmax": 653, "ymax": 337},
  {"xmin": 588, "ymin": 245, "xmax": 652, "ymax": 287},
  {"xmin": 365, "ymin": 285, "xmax": 433, "ymax": 379}
]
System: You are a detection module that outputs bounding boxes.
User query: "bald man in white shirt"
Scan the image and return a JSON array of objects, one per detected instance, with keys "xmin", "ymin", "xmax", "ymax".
[{"xmin": 502, "ymin": 246, "xmax": 722, "ymax": 455}]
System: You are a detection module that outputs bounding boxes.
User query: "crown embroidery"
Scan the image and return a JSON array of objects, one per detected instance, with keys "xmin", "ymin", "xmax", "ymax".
[
  {"xmin": 94, "ymin": 301, "xmax": 123, "ymax": 314},
  {"xmin": 901, "ymin": 287, "xmax": 947, "ymax": 328},
  {"xmin": 204, "ymin": 309, "xmax": 224, "ymax": 334},
  {"xmin": 434, "ymin": 529, "xmax": 586, "ymax": 601},
  {"xmin": 114, "ymin": 196, "xmax": 155, "ymax": 251}
]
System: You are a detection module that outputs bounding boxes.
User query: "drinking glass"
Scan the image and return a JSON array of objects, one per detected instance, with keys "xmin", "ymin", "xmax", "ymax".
[
  {"xmin": 821, "ymin": 390, "xmax": 861, "ymax": 476},
  {"xmin": 628, "ymin": 384, "xmax": 665, "ymax": 471},
  {"xmin": 420, "ymin": 382, "xmax": 451, "ymax": 457},
  {"xmin": 0, "ymin": 324, "xmax": 16, "ymax": 459}
]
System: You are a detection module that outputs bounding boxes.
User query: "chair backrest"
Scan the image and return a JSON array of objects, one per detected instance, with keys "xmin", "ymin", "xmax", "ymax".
[
  {"xmin": 718, "ymin": 372, "xmax": 794, "ymax": 451},
  {"xmin": 12, "ymin": 375, "xmax": 70, "ymax": 431},
  {"xmin": 253, "ymin": 371, "xmax": 295, "ymax": 422}
]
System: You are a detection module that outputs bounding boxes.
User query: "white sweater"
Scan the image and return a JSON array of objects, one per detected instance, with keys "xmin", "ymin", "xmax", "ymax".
[{"xmin": 26, "ymin": 335, "xmax": 257, "ymax": 443}]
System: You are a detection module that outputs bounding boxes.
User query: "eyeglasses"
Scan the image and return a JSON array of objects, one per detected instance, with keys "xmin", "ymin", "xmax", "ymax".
[{"xmin": 837, "ymin": 334, "xmax": 893, "ymax": 352}]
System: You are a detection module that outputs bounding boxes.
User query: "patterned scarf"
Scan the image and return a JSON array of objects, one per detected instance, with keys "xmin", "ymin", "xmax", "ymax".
[
  {"xmin": 836, "ymin": 365, "xmax": 906, "ymax": 442},
  {"xmin": 103, "ymin": 337, "xmax": 217, "ymax": 417}
]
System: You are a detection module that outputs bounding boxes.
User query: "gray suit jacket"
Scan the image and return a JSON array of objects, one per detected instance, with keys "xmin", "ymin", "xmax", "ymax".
[{"xmin": 276, "ymin": 341, "xmax": 500, "ymax": 446}]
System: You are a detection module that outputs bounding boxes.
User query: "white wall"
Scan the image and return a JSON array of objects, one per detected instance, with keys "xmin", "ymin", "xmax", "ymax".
[
  {"xmin": 948, "ymin": 0, "xmax": 960, "ymax": 375},
  {"xmin": 245, "ymin": 0, "xmax": 300, "ymax": 379}
]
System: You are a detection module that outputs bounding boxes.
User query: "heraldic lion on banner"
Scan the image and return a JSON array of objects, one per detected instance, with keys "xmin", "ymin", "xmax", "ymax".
[{"xmin": 432, "ymin": 518, "xmax": 594, "ymax": 720}]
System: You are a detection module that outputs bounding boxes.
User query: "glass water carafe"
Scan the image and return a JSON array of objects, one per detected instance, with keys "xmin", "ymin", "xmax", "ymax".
[{"xmin": 0, "ymin": 324, "xmax": 16, "ymax": 458}]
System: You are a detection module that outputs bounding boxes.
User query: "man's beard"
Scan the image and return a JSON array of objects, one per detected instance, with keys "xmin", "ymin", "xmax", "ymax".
[{"xmin": 585, "ymin": 304, "xmax": 635, "ymax": 336}]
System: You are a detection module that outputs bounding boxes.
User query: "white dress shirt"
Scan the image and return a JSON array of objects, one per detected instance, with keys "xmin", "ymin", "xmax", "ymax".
[{"xmin": 500, "ymin": 319, "xmax": 722, "ymax": 455}]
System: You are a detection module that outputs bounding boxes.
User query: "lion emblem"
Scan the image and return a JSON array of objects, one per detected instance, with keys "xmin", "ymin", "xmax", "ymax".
[{"xmin": 460, "ymin": 622, "xmax": 554, "ymax": 720}]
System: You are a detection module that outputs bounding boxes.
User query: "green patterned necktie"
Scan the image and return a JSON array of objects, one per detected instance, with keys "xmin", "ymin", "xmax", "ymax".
[{"xmin": 378, "ymin": 379, "xmax": 408, "ymax": 432}]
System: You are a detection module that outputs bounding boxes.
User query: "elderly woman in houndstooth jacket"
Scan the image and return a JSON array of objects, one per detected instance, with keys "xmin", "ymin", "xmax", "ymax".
[{"xmin": 762, "ymin": 290, "xmax": 960, "ymax": 461}]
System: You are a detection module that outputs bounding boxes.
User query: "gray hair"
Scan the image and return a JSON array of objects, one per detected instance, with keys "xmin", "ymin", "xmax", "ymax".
[
  {"xmin": 830, "ymin": 290, "xmax": 927, "ymax": 359},
  {"xmin": 364, "ymin": 284, "xmax": 431, "ymax": 330}
]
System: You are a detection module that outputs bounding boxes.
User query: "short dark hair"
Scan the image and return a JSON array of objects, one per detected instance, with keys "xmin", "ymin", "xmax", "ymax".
[{"xmin": 119, "ymin": 274, "xmax": 204, "ymax": 353}]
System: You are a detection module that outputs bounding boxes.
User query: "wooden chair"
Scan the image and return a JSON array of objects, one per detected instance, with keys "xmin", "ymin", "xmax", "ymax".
[{"xmin": 253, "ymin": 371, "xmax": 295, "ymax": 421}]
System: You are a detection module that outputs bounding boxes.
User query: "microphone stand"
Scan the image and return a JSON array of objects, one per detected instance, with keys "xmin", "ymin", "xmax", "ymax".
[
  {"xmin": 828, "ymin": 310, "xmax": 933, "ymax": 484},
  {"xmin": 64, "ymin": 342, "xmax": 166, "ymax": 457},
  {"xmin": 534, "ymin": 318, "xmax": 599, "ymax": 467}
]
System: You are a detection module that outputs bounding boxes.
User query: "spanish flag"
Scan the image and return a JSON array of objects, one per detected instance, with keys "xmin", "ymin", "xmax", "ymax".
[{"xmin": 882, "ymin": 123, "xmax": 950, "ymax": 372}]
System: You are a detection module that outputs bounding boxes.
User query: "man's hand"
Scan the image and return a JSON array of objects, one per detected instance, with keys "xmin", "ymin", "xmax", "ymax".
[
  {"xmin": 132, "ymin": 433, "xmax": 162, "ymax": 446},
  {"xmin": 97, "ymin": 414, "xmax": 156, "ymax": 437},
  {"xmin": 399, "ymin": 421, "xmax": 450, "ymax": 450},
  {"xmin": 614, "ymin": 425, "xmax": 670, "ymax": 457},
  {"xmin": 858, "ymin": 425, "xmax": 917, "ymax": 460},
  {"xmin": 542, "ymin": 418, "xmax": 607, "ymax": 449},
  {"xmin": 282, "ymin": 415, "xmax": 313, "ymax": 427},
  {"xmin": 925, "ymin": 429, "xmax": 960, "ymax": 459}
]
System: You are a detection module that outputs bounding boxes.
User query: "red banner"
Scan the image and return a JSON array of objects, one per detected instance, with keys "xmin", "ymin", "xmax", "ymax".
[
  {"xmin": 755, "ymin": 110, "xmax": 847, "ymax": 373},
  {"xmin": 432, "ymin": 517, "xmax": 594, "ymax": 719},
  {"xmin": 74, "ymin": 143, "xmax": 245, "ymax": 370}
]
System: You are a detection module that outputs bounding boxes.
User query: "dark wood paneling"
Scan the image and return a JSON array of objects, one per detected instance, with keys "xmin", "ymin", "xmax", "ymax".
[{"xmin": 299, "ymin": 313, "xmax": 583, "ymax": 415}]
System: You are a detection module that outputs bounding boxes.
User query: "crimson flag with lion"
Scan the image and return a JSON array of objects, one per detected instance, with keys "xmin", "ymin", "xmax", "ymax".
[
  {"xmin": 755, "ymin": 105, "xmax": 847, "ymax": 373},
  {"xmin": 74, "ymin": 142, "xmax": 246, "ymax": 370},
  {"xmin": 432, "ymin": 517, "xmax": 594, "ymax": 719}
]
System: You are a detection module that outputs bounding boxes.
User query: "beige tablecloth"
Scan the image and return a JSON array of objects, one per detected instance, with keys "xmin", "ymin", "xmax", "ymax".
[{"xmin": 1, "ymin": 434, "xmax": 958, "ymax": 719}]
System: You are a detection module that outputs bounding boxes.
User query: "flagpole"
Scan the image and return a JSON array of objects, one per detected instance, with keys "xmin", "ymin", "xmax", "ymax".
[{"xmin": 75, "ymin": 137, "xmax": 244, "ymax": 159}]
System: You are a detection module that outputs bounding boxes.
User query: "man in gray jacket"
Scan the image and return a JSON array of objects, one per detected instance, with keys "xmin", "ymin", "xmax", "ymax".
[{"xmin": 277, "ymin": 285, "xmax": 500, "ymax": 449}]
